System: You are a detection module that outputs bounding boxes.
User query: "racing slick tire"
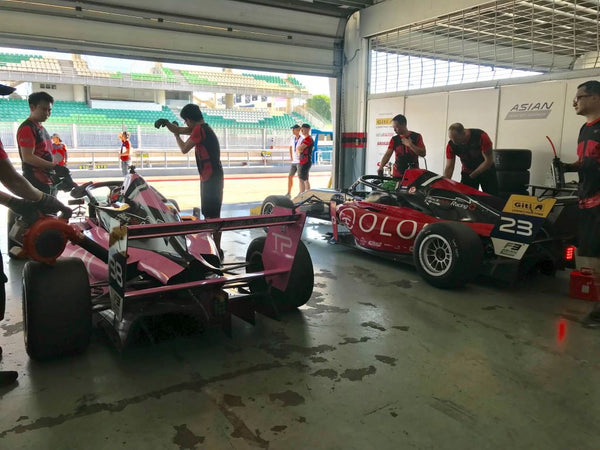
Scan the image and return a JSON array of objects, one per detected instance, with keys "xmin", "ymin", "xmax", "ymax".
[
  {"xmin": 23, "ymin": 257, "xmax": 92, "ymax": 360},
  {"xmin": 496, "ymin": 170, "xmax": 530, "ymax": 192},
  {"xmin": 413, "ymin": 222, "xmax": 484, "ymax": 289},
  {"xmin": 493, "ymin": 149, "xmax": 532, "ymax": 171},
  {"xmin": 245, "ymin": 236, "xmax": 314, "ymax": 311},
  {"xmin": 260, "ymin": 195, "xmax": 294, "ymax": 215}
]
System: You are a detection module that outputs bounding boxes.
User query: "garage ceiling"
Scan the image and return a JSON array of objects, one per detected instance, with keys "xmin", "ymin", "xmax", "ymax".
[
  {"xmin": 371, "ymin": 0, "xmax": 600, "ymax": 73},
  {"xmin": 0, "ymin": 0, "xmax": 378, "ymax": 77}
]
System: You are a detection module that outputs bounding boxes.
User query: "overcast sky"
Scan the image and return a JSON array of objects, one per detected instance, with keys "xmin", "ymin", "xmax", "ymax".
[{"xmin": 0, "ymin": 47, "xmax": 330, "ymax": 96}]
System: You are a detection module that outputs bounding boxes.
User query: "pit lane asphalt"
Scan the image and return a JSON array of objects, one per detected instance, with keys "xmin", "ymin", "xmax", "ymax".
[{"xmin": 0, "ymin": 170, "xmax": 598, "ymax": 449}]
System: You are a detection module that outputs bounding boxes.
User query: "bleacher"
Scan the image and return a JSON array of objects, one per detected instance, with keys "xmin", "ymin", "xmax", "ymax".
[
  {"xmin": 0, "ymin": 53, "xmax": 62, "ymax": 74},
  {"xmin": 0, "ymin": 99, "xmax": 178, "ymax": 126},
  {"xmin": 202, "ymin": 108, "xmax": 298, "ymax": 129},
  {"xmin": 0, "ymin": 98, "xmax": 302, "ymax": 130},
  {"xmin": 73, "ymin": 58, "xmax": 121, "ymax": 78}
]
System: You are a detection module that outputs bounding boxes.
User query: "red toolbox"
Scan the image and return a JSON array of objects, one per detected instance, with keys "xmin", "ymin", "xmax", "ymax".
[{"xmin": 569, "ymin": 268, "xmax": 599, "ymax": 301}]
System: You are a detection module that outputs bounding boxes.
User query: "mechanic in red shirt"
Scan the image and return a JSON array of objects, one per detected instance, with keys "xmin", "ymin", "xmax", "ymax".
[
  {"xmin": 51, "ymin": 133, "xmax": 68, "ymax": 166},
  {"xmin": 296, "ymin": 123, "xmax": 314, "ymax": 193},
  {"xmin": 0, "ymin": 84, "xmax": 68, "ymax": 387},
  {"xmin": 443, "ymin": 123, "xmax": 498, "ymax": 195},
  {"xmin": 155, "ymin": 104, "xmax": 224, "ymax": 253},
  {"xmin": 17, "ymin": 91, "xmax": 71, "ymax": 195},
  {"xmin": 119, "ymin": 131, "xmax": 131, "ymax": 176},
  {"xmin": 561, "ymin": 80, "xmax": 600, "ymax": 328},
  {"xmin": 377, "ymin": 114, "xmax": 426, "ymax": 179}
]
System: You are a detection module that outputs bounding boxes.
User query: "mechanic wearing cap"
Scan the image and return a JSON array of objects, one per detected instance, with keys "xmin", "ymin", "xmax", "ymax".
[
  {"xmin": 377, "ymin": 114, "xmax": 426, "ymax": 179},
  {"xmin": 0, "ymin": 84, "xmax": 68, "ymax": 387},
  {"xmin": 17, "ymin": 91, "xmax": 73, "ymax": 196},
  {"xmin": 155, "ymin": 105, "xmax": 224, "ymax": 252},
  {"xmin": 296, "ymin": 123, "xmax": 314, "ymax": 193},
  {"xmin": 443, "ymin": 123, "xmax": 498, "ymax": 195},
  {"xmin": 561, "ymin": 80, "xmax": 600, "ymax": 328},
  {"xmin": 286, "ymin": 124, "xmax": 302, "ymax": 197}
]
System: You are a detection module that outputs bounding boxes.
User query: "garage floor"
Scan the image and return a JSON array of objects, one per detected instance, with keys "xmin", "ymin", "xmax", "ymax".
[{"xmin": 0, "ymin": 206, "xmax": 598, "ymax": 450}]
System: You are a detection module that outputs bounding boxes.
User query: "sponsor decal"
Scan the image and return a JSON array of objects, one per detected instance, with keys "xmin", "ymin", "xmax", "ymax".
[
  {"xmin": 503, "ymin": 195, "xmax": 556, "ymax": 218},
  {"xmin": 338, "ymin": 208, "xmax": 420, "ymax": 240},
  {"xmin": 491, "ymin": 237, "xmax": 530, "ymax": 260},
  {"xmin": 376, "ymin": 118, "xmax": 393, "ymax": 125},
  {"xmin": 498, "ymin": 241, "xmax": 523, "ymax": 257},
  {"xmin": 505, "ymin": 101, "xmax": 553, "ymax": 120},
  {"xmin": 425, "ymin": 196, "xmax": 441, "ymax": 206},
  {"xmin": 450, "ymin": 199, "xmax": 469, "ymax": 209}
]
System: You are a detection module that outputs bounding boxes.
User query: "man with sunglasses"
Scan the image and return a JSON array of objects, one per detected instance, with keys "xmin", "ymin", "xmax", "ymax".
[{"xmin": 562, "ymin": 80, "xmax": 600, "ymax": 328}]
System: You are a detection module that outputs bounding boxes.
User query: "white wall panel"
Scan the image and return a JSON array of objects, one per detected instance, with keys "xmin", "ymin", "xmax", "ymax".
[
  {"xmin": 366, "ymin": 75, "xmax": 600, "ymax": 189},
  {"xmin": 445, "ymin": 88, "xmax": 500, "ymax": 179},
  {"xmin": 496, "ymin": 81, "xmax": 567, "ymax": 185},
  {"xmin": 365, "ymin": 97, "xmax": 405, "ymax": 174},
  {"xmin": 405, "ymin": 93, "xmax": 449, "ymax": 175}
]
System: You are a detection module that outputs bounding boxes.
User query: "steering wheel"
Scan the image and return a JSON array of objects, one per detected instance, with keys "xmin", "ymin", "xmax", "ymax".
[
  {"xmin": 72, "ymin": 181, "xmax": 123, "ymax": 206},
  {"xmin": 347, "ymin": 174, "xmax": 396, "ymax": 196}
]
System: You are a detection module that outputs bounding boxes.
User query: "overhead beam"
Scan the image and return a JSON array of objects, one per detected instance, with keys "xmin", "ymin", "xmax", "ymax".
[{"xmin": 0, "ymin": 9, "xmax": 341, "ymax": 76}]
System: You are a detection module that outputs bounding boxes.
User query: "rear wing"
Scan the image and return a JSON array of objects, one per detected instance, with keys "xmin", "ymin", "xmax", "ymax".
[
  {"xmin": 108, "ymin": 209, "xmax": 306, "ymax": 322},
  {"xmin": 490, "ymin": 194, "xmax": 557, "ymax": 260}
]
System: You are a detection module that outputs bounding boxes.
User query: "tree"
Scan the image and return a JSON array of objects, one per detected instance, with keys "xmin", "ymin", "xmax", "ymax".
[{"xmin": 306, "ymin": 95, "xmax": 331, "ymax": 121}]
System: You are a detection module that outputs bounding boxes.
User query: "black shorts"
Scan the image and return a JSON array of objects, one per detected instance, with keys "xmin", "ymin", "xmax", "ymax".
[
  {"xmin": 289, "ymin": 163, "xmax": 299, "ymax": 176},
  {"xmin": 200, "ymin": 173, "xmax": 224, "ymax": 219},
  {"xmin": 298, "ymin": 162, "xmax": 312, "ymax": 181},
  {"xmin": 578, "ymin": 205, "xmax": 600, "ymax": 257}
]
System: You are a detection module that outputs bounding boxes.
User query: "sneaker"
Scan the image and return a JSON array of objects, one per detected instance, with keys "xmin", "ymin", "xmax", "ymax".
[
  {"xmin": 285, "ymin": 193, "xmax": 291, "ymax": 198},
  {"xmin": 0, "ymin": 371, "xmax": 18, "ymax": 387}
]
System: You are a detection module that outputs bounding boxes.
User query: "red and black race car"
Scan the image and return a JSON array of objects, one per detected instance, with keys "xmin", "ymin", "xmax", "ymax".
[{"xmin": 329, "ymin": 170, "xmax": 578, "ymax": 288}]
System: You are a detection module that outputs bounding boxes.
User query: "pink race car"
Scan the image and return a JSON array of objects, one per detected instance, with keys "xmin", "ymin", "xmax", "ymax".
[{"xmin": 20, "ymin": 169, "xmax": 314, "ymax": 360}]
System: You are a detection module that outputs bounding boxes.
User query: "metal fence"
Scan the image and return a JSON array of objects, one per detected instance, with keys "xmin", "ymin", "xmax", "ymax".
[
  {"xmin": 0, "ymin": 123, "xmax": 294, "ymax": 151},
  {"xmin": 0, "ymin": 122, "xmax": 331, "ymax": 170}
]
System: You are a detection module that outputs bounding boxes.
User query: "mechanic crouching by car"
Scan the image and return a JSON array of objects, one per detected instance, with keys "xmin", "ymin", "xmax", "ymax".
[
  {"xmin": 155, "ymin": 104, "xmax": 224, "ymax": 255},
  {"xmin": 0, "ymin": 83, "xmax": 70, "ymax": 387},
  {"xmin": 561, "ymin": 80, "xmax": 600, "ymax": 328},
  {"xmin": 378, "ymin": 114, "xmax": 426, "ymax": 179},
  {"xmin": 443, "ymin": 123, "xmax": 499, "ymax": 195},
  {"xmin": 17, "ymin": 92, "xmax": 76, "ymax": 196}
]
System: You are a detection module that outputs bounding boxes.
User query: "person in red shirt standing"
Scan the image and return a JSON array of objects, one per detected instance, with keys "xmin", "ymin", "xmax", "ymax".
[
  {"xmin": 443, "ymin": 123, "xmax": 498, "ymax": 195},
  {"xmin": 561, "ymin": 80, "xmax": 600, "ymax": 328},
  {"xmin": 286, "ymin": 124, "xmax": 302, "ymax": 197},
  {"xmin": 296, "ymin": 123, "xmax": 314, "ymax": 193},
  {"xmin": 17, "ymin": 92, "xmax": 71, "ymax": 196},
  {"xmin": 51, "ymin": 133, "xmax": 68, "ymax": 166},
  {"xmin": 119, "ymin": 131, "xmax": 131, "ymax": 176},
  {"xmin": 155, "ymin": 104, "xmax": 224, "ymax": 253},
  {"xmin": 377, "ymin": 114, "xmax": 426, "ymax": 179},
  {"xmin": 0, "ymin": 84, "xmax": 69, "ymax": 387}
]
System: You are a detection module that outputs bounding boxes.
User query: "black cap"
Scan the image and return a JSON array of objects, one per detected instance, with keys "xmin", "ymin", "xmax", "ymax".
[
  {"xmin": 301, "ymin": 123, "xmax": 311, "ymax": 129},
  {"xmin": 291, "ymin": 124, "xmax": 301, "ymax": 129},
  {"xmin": 0, "ymin": 83, "xmax": 16, "ymax": 96}
]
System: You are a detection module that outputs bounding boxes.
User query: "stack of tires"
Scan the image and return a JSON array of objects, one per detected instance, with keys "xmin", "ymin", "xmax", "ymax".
[{"xmin": 493, "ymin": 149, "xmax": 532, "ymax": 198}]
